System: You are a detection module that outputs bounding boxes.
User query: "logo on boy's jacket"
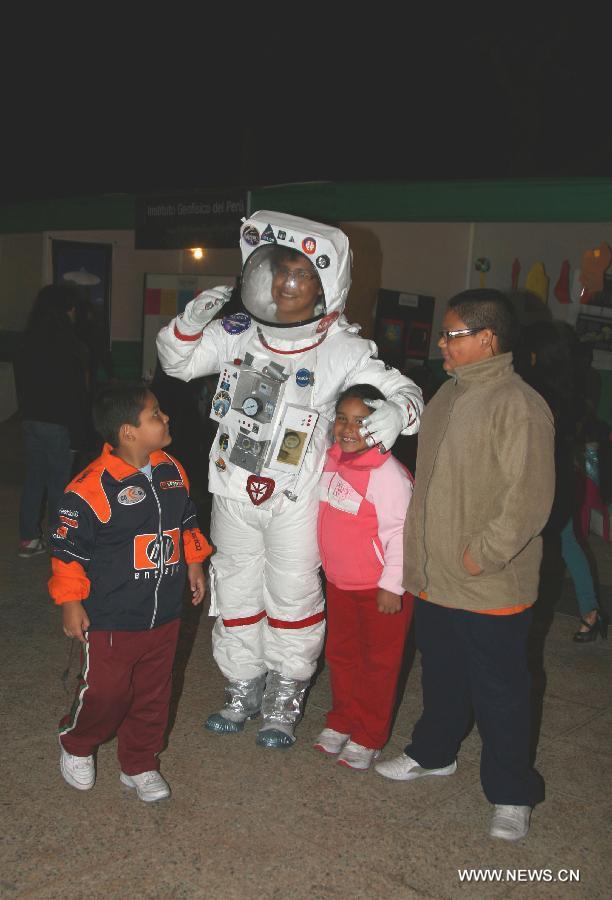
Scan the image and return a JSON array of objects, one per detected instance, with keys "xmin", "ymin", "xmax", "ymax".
[
  {"xmin": 118, "ymin": 485, "xmax": 146, "ymax": 506},
  {"xmin": 159, "ymin": 480, "xmax": 182, "ymax": 490},
  {"xmin": 59, "ymin": 515, "xmax": 78, "ymax": 528},
  {"xmin": 54, "ymin": 526, "xmax": 69, "ymax": 539},
  {"xmin": 133, "ymin": 528, "xmax": 180, "ymax": 570}
]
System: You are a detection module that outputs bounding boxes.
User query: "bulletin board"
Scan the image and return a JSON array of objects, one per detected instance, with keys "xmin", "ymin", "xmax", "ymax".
[
  {"xmin": 374, "ymin": 289, "xmax": 435, "ymax": 369},
  {"xmin": 141, "ymin": 273, "xmax": 235, "ymax": 378}
]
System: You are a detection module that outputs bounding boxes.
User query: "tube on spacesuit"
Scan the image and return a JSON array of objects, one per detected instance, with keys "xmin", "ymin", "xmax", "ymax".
[{"xmin": 241, "ymin": 244, "xmax": 326, "ymax": 329}]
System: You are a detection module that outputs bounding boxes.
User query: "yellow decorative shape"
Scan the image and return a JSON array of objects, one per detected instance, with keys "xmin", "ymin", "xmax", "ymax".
[
  {"xmin": 160, "ymin": 290, "xmax": 178, "ymax": 315},
  {"xmin": 525, "ymin": 262, "xmax": 549, "ymax": 304}
]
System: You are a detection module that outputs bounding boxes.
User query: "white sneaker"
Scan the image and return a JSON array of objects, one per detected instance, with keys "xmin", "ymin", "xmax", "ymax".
[
  {"xmin": 60, "ymin": 744, "xmax": 95, "ymax": 791},
  {"xmin": 18, "ymin": 538, "xmax": 46, "ymax": 558},
  {"xmin": 120, "ymin": 770, "xmax": 170, "ymax": 803},
  {"xmin": 313, "ymin": 728, "xmax": 350, "ymax": 755},
  {"xmin": 337, "ymin": 740, "xmax": 380, "ymax": 771},
  {"xmin": 374, "ymin": 753, "xmax": 457, "ymax": 781},
  {"xmin": 490, "ymin": 805, "xmax": 531, "ymax": 841}
]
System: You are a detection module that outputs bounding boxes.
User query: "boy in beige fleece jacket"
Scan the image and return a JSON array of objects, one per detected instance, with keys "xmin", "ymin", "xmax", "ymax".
[{"xmin": 375, "ymin": 289, "xmax": 555, "ymax": 843}]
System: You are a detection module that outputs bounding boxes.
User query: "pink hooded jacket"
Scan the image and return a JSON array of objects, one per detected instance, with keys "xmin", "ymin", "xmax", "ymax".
[{"xmin": 317, "ymin": 443, "xmax": 413, "ymax": 596}]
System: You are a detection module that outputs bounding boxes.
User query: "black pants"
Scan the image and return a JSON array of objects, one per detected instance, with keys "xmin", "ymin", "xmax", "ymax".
[{"xmin": 405, "ymin": 598, "xmax": 543, "ymax": 807}]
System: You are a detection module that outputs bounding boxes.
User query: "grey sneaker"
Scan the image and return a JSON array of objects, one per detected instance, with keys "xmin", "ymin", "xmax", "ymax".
[
  {"xmin": 490, "ymin": 805, "xmax": 531, "ymax": 841},
  {"xmin": 60, "ymin": 744, "xmax": 95, "ymax": 791},
  {"xmin": 120, "ymin": 770, "xmax": 170, "ymax": 802},
  {"xmin": 374, "ymin": 753, "xmax": 457, "ymax": 781},
  {"xmin": 337, "ymin": 740, "xmax": 380, "ymax": 771},
  {"xmin": 18, "ymin": 538, "xmax": 46, "ymax": 558},
  {"xmin": 313, "ymin": 728, "xmax": 350, "ymax": 756}
]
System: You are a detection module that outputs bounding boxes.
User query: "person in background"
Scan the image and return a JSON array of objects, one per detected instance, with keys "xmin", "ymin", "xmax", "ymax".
[
  {"xmin": 314, "ymin": 384, "xmax": 414, "ymax": 771},
  {"xmin": 519, "ymin": 321, "xmax": 609, "ymax": 643},
  {"xmin": 16, "ymin": 284, "xmax": 89, "ymax": 558},
  {"xmin": 375, "ymin": 289, "xmax": 555, "ymax": 843}
]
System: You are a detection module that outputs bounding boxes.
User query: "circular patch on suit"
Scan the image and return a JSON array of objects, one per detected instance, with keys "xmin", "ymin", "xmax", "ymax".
[
  {"xmin": 242, "ymin": 225, "xmax": 260, "ymax": 246},
  {"xmin": 222, "ymin": 312, "xmax": 251, "ymax": 335},
  {"xmin": 302, "ymin": 237, "xmax": 316, "ymax": 255},
  {"xmin": 295, "ymin": 368, "xmax": 312, "ymax": 387},
  {"xmin": 212, "ymin": 391, "xmax": 231, "ymax": 418},
  {"xmin": 117, "ymin": 485, "xmax": 146, "ymax": 506},
  {"xmin": 316, "ymin": 254, "xmax": 330, "ymax": 269}
]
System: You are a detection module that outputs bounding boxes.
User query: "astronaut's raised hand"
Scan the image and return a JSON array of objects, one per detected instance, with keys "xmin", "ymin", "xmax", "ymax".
[
  {"xmin": 359, "ymin": 398, "xmax": 410, "ymax": 451},
  {"xmin": 179, "ymin": 286, "xmax": 234, "ymax": 333}
]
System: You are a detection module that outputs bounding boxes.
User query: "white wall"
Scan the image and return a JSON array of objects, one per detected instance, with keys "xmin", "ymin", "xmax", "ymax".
[
  {"xmin": 0, "ymin": 234, "xmax": 44, "ymax": 331},
  {"xmin": 470, "ymin": 221, "xmax": 612, "ymax": 326},
  {"xmin": 342, "ymin": 221, "xmax": 472, "ymax": 351}
]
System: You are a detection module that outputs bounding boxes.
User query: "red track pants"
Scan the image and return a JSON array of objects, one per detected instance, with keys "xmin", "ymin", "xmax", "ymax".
[
  {"xmin": 325, "ymin": 583, "xmax": 414, "ymax": 749},
  {"xmin": 59, "ymin": 619, "xmax": 180, "ymax": 775}
]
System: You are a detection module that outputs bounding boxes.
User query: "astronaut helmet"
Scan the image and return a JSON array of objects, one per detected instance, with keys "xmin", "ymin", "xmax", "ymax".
[{"xmin": 239, "ymin": 210, "xmax": 351, "ymax": 341}]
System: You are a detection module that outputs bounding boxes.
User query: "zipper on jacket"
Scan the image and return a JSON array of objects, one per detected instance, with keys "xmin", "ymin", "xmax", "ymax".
[
  {"xmin": 422, "ymin": 387, "xmax": 456, "ymax": 595},
  {"xmin": 149, "ymin": 476, "xmax": 164, "ymax": 629}
]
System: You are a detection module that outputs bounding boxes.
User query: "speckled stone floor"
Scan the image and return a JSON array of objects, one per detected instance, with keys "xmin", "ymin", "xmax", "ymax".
[{"xmin": 1, "ymin": 417, "xmax": 610, "ymax": 899}]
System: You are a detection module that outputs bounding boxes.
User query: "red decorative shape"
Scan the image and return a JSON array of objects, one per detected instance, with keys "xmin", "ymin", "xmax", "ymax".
[
  {"xmin": 246, "ymin": 475, "xmax": 275, "ymax": 506},
  {"xmin": 511, "ymin": 258, "xmax": 521, "ymax": 290},
  {"xmin": 554, "ymin": 259, "xmax": 571, "ymax": 304}
]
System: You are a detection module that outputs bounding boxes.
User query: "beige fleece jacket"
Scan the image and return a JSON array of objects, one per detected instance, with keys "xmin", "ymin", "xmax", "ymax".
[{"xmin": 403, "ymin": 353, "xmax": 555, "ymax": 611}]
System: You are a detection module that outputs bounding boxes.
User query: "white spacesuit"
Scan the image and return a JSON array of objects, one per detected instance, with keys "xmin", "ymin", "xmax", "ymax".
[{"xmin": 156, "ymin": 211, "xmax": 423, "ymax": 748}]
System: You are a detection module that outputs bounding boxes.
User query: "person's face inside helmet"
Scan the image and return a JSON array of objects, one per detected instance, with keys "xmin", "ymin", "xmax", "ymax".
[{"xmin": 271, "ymin": 252, "xmax": 323, "ymax": 324}]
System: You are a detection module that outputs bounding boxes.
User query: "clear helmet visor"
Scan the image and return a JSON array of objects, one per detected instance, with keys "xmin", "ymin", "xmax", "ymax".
[{"xmin": 240, "ymin": 244, "xmax": 326, "ymax": 329}]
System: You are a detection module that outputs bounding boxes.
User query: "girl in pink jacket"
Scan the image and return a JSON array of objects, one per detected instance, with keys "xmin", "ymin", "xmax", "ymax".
[{"xmin": 315, "ymin": 384, "xmax": 414, "ymax": 770}]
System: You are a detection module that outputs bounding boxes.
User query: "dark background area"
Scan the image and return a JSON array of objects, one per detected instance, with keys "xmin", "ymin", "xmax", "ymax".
[{"xmin": 2, "ymin": 18, "xmax": 610, "ymax": 205}]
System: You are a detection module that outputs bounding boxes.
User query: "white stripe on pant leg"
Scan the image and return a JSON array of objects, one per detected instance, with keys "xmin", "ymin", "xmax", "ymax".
[{"xmin": 59, "ymin": 637, "xmax": 91, "ymax": 737}]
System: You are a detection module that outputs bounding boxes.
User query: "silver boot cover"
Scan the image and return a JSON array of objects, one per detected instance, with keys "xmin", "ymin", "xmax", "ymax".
[
  {"xmin": 204, "ymin": 674, "xmax": 266, "ymax": 734},
  {"xmin": 256, "ymin": 671, "xmax": 309, "ymax": 748}
]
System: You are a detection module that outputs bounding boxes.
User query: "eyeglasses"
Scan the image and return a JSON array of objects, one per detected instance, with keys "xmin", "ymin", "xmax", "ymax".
[
  {"xmin": 438, "ymin": 327, "xmax": 486, "ymax": 343},
  {"xmin": 273, "ymin": 265, "xmax": 318, "ymax": 283}
]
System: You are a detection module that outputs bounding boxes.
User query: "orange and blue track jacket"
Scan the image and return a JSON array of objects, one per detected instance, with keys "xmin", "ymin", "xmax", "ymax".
[{"xmin": 48, "ymin": 444, "xmax": 212, "ymax": 631}]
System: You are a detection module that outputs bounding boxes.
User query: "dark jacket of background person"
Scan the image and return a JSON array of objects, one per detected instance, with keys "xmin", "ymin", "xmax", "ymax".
[
  {"xmin": 516, "ymin": 321, "xmax": 583, "ymax": 533},
  {"xmin": 15, "ymin": 285, "xmax": 90, "ymax": 450},
  {"xmin": 403, "ymin": 353, "xmax": 555, "ymax": 611}
]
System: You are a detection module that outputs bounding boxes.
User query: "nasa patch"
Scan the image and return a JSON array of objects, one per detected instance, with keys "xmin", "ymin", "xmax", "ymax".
[
  {"xmin": 222, "ymin": 312, "xmax": 251, "ymax": 335},
  {"xmin": 118, "ymin": 485, "xmax": 146, "ymax": 506},
  {"xmin": 295, "ymin": 368, "xmax": 313, "ymax": 387}
]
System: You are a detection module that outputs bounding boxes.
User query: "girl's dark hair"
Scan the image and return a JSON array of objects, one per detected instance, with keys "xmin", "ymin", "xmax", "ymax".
[
  {"xmin": 92, "ymin": 383, "xmax": 150, "ymax": 447},
  {"xmin": 447, "ymin": 288, "xmax": 519, "ymax": 353},
  {"xmin": 26, "ymin": 283, "xmax": 81, "ymax": 335},
  {"xmin": 336, "ymin": 383, "xmax": 386, "ymax": 410}
]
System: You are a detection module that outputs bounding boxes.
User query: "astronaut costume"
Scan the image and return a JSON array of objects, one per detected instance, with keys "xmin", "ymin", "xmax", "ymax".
[{"xmin": 156, "ymin": 211, "xmax": 423, "ymax": 748}]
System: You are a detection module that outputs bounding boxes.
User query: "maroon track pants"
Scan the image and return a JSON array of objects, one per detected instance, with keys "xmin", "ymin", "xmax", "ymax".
[
  {"xmin": 59, "ymin": 619, "xmax": 180, "ymax": 775},
  {"xmin": 325, "ymin": 583, "xmax": 414, "ymax": 749}
]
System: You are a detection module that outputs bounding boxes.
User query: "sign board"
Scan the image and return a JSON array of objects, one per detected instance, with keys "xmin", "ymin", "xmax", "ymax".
[{"xmin": 135, "ymin": 189, "xmax": 247, "ymax": 249}]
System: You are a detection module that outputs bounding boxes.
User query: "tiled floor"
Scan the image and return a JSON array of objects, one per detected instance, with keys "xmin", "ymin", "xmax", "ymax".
[{"xmin": 1, "ymin": 418, "xmax": 610, "ymax": 898}]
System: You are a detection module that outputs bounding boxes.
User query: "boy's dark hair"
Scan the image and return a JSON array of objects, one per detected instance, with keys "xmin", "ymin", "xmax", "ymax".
[
  {"xmin": 93, "ymin": 383, "xmax": 150, "ymax": 447},
  {"xmin": 447, "ymin": 289, "xmax": 519, "ymax": 353},
  {"xmin": 336, "ymin": 383, "xmax": 386, "ymax": 410}
]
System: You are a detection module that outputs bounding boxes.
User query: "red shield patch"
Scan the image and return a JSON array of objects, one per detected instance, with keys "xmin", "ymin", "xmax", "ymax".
[{"xmin": 246, "ymin": 475, "xmax": 275, "ymax": 506}]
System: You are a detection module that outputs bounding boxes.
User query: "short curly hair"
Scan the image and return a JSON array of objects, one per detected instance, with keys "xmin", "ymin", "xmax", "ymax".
[{"xmin": 447, "ymin": 289, "xmax": 519, "ymax": 353}]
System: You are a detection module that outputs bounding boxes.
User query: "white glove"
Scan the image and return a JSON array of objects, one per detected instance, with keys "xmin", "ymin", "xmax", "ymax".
[
  {"xmin": 359, "ymin": 398, "xmax": 408, "ymax": 451},
  {"xmin": 179, "ymin": 285, "xmax": 233, "ymax": 333}
]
